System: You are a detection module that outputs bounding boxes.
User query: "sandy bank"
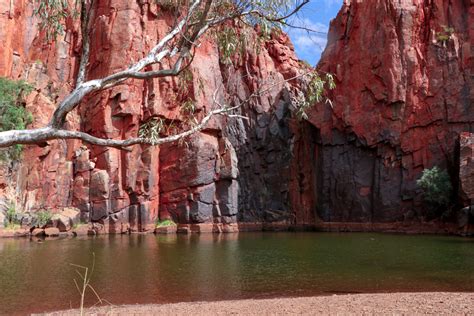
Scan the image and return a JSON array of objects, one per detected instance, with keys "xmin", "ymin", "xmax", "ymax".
[{"xmin": 44, "ymin": 292, "xmax": 474, "ymax": 315}]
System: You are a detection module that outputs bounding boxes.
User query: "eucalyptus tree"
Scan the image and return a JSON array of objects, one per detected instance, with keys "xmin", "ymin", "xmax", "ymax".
[{"xmin": 0, "ymin": 0, "xmax": 334, "ymax": 150}]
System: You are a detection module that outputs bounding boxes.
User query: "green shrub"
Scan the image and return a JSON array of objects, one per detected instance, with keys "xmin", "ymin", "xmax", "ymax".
[
  {"xmin": 36, "ymin": 210, "xmax": 52, "ymax": 227},
  {"xmin": 156, "ymin": 219, "xmax": 176, "ymax": 227},
  {"xmin": 417, "ymin": 166, "xmax": 453, "ymax": 211},
  {"xmin": 6, "ymin": 203, "xmax": 16, "ymax": 223},
  {"xmin": 5, "ymin": 202, "xmax": 20, "ymax": 229},
  {"xmin": 436, "ymin": 25, "xmax": 455, "ymax": 44},
  {"xmin": 0, "ymin": 77, "xmax": 34, "ymax": 161}
]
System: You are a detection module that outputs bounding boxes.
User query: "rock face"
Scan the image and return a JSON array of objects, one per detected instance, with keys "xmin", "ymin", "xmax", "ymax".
[
  {"xmin": 1, "ymin": 0, "xmax": 473, "ymax": 232},
  {"xmin": 460, "ymin": 132, "xmax": 474, "ymax": 205},
  {"xmin": 0, "ymin": 0, "xmax": 301, "ymax": 231},
  {"xmin": 296, "ymin": 0, "xmax": 474, "ymax": 222}
]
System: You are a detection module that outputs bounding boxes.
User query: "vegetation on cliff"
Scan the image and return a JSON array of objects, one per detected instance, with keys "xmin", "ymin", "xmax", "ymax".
[{"xmin": 0, "ymin": 78, "xmax": 33, "ymax": 160}]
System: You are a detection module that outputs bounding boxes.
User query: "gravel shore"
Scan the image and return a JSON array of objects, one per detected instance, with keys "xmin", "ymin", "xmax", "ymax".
[{"xmin": 45, "ymin": 292, "xmax": 474, "ymax": 315}]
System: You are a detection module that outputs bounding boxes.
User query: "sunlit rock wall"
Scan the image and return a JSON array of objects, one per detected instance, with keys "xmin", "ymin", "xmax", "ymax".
[
  {"xmin": 299, "ymin": 0, "xmax": 474, "ymax": 222},
  {"xmin": 2, "ymin": 0, "xmax": 473, "ymax": 232},
  {"xmin": 0, "ymin": 0, "xmax": 303, "ymax": 231}
]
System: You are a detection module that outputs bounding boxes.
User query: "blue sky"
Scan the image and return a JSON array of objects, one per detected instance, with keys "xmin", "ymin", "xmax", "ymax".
[{"xmin": 286, "ymin": 0, "xmax": 342, "ymax": 66}]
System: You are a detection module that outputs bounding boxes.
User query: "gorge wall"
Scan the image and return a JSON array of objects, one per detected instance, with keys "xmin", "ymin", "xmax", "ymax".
[
  {"xmin": 299, "ymin": 0, "xmax": 474, "ymax": 224},
  {"xmin": 0, "ymin": 0, "xmax": 473, "ymax": 233},
  {"xmin": 0, "ymin": 0, "xmax": 302, "ymax": 232}
]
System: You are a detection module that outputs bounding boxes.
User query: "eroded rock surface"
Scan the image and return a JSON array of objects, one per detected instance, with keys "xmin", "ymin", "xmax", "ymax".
[
  {"xmin": 1, "ymin": 0, "xmax": 473, "ymax": 233},
  {"xmin": 296, "ymin": 0, "xmax": 474, "ymax": 223},
  {"xmin": 460, "ymin": 133, "xmax": 474, "ymax": 206},
  {"xmin": 0, "ymin": 0, "xmax": 302, "ymax": 231}
]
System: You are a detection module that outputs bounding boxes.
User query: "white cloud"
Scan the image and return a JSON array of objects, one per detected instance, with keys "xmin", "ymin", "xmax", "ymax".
[{"xmin": 285, "ymin": 18, "xmax": 329, "ymax": 64}]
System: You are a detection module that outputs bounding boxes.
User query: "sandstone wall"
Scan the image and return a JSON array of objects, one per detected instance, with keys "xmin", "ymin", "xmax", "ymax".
[
  {"xmin": 2, "ymin": 0, "xmax": 474, "ymax": 232},
  {"xmin": 300, "ymin": 0, "xmax": 474, "ymax": 222},
  {"xmin": 460, "ymin": 132, "xmax": 474, "ymax": 204},
  {"xmin": 0, "ymin": 0, "xmax": 81, "ymax": 214},
  {"xmin": 0, "ymin": 0, "xmax": 302, "ymax": 231}
]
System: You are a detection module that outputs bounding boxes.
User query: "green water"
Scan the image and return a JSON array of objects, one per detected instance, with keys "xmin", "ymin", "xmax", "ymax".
[{"xmin": 0, "ymin": 233, "xmax": 473, "ymax": 315}]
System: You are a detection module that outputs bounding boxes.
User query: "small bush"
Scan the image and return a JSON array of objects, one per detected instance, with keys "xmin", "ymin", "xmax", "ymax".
[
  {"xmin": 4, "ymin": 202, "xmax": 21, "ymax": 229},
  {"xmin": 417, "ymin": 166, "xmax": 453, "ymax": 212},
  {"xmin": 0, "ymin": 77, "xmax": 34, "ymax": 161},
  {"xmin": 436, "ymin": 25, "xmax": 455, "ymax": 44},
  {"xmin": 36, "ymin": 210, "xmax": 52, "ymax": 227},
  {"xmin": 0, "ymin": 77, "xmax": 34, "ymax": 130},
  {"xmin": 156, "ymin": 219, "xmax": 176, "ymax": 227},
  {"xmin": 6, "ymin": 203, "xmax": 17, "ymax": 224}
]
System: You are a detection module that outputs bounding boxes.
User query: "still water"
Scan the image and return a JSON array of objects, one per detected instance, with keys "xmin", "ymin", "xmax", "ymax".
[{"xmin": 0, "ymin": 232, "xmax": 473, "ymax": 315}]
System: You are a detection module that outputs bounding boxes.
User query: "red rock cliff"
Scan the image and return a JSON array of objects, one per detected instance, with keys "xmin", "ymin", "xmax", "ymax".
[
  {"xmin": 297, "ymin": 0, "xmax": 474, "ymax": 223},
  {"xmin": 1, "ymin": 0, "xmax": 473, "ymax": 233},
  {"xmin": 0, "ymin": 0, "xmax": 302, "ymax": 232}
]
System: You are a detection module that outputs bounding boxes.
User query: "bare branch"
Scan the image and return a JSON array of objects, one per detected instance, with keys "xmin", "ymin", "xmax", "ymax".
[
  {"xmin": 258, "ymin": 0, "xmax": 309, "ymax": 23},
  {"xmin": 50, "ymin": 0, "xmax": 203, "ymax": 128},
  {"xmin": 0, "ymin": 107, "xmax": 235, "ymax": 149}
]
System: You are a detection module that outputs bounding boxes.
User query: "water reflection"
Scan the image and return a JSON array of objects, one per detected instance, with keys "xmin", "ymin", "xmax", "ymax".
[{"xmin": 0, "ymin": 233, "xmax": 473, "ymax": 315}]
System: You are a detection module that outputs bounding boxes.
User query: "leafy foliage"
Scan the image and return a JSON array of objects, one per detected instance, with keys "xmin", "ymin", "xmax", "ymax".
[
  {"xmin": 156, "ymin": 218, "xmax": 177, "ymax": 227},
  {"xmin": 36, "ymin": 210, "xmax": 53, "ymax": 227},
  {"xmin": 0, "ymin": 78, "xmax": 34, "ymax": 160},
  {"xmin": 417, "ymin": 166, "xmax": 453, "ymax": 211},
  {"xmin": 6, "ymin": 202, "xmax": 17, "ymax": 225},
  {"xmin": 33, "ymin": 0, "xmax": 79, "ymax": 41},
  {"xmin": 4, "ymin": 201, "xmax": 21, "ymax": 229},
  {"xmin": 436, "ymin": 25, "xmax": 455, "ymax": 44},
  {"xmin": 293, "ymin": 73, "xmax": 336, "ymax": 120},
  {"xmin": 217, "ymin": 28, "xmax": 240, "ymax": 64},
  {"xmin": 138, "ymin": 118, "xmax": 166, "ymax": 144},
  {"xmin": 180, "ymin": 99, "xmax": 196, "ymax": 116}
]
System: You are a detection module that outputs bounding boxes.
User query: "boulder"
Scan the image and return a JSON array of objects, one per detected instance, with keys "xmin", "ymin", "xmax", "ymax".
[
  {"xmin": 193, "ymin": 183, "xmax": 216, "ymax": 205},
  {"xmin": 159, "ymin": 133, "xmax": 219, "ymax": 193},
  {"xmin": 51, "ymin": 208, "xmax": 80, "ymax": 232},
  {"xmin": 31, "ymin": 228, "xmax": 45, "ymax": 237},
  {"xmin": 13, "ymin": 229, "xmax": 29, "ymax": 237},
  {"xmin": 74, "ymin": 147, "xmax": 95, "ymax": 173},
  {"xmin": 44, "ymin": 227, "xmax": 60, "ymax": 237},
  {"xmin": 155, "ymin": 225, "xmax": 177, "ymax": 234},
  {"xmin": 72, "ymin": 224, "xmax": 90, "ymax": 236},
  {"xmin": 457, "ymin": 206, "xmax": 474, "ymax": 228},
  {"xmin": 90, "ymin": 170, "xmax": 110, "ymax": 201},
  {"xmin": 72, "ymin": 176, "xmax": 90, "ymax": 212}
]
